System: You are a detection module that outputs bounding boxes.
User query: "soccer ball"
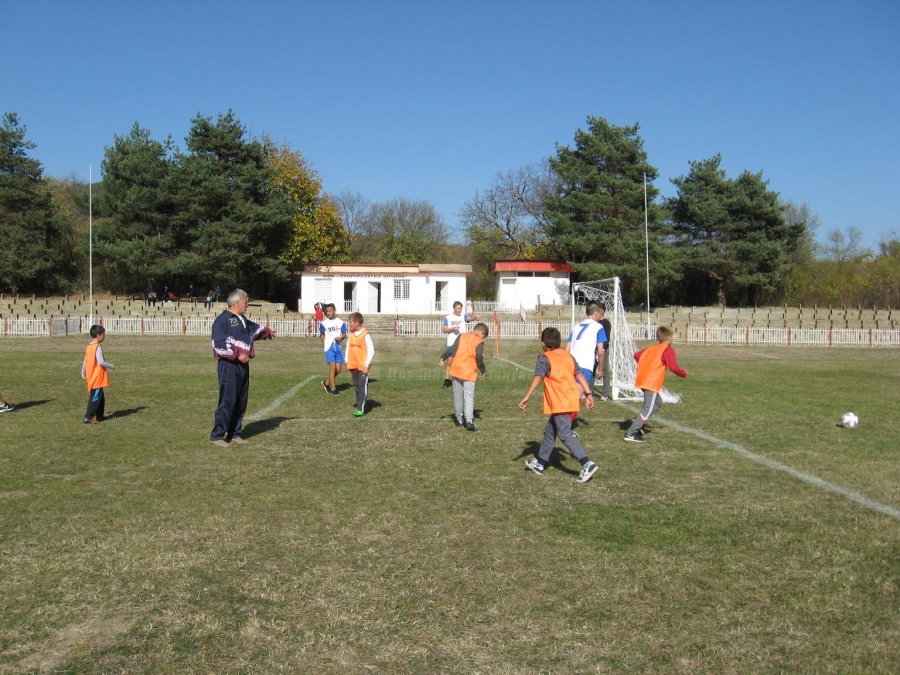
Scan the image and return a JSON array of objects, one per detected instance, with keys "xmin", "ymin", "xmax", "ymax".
[{"xmin": 841, "ymin": 412, "xmax": 859, "ymax": 429}]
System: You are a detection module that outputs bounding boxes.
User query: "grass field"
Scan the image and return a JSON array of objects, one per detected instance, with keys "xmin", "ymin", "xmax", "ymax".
[{"xmin": 0, "ymin": 335, "xmax": 898, "ymax": 673}]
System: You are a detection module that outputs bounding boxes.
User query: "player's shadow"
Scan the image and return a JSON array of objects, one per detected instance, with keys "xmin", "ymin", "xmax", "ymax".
[
  {"xmin": 107, "ymin": 406, "xmax": 147, "ymax": 419},
  {"xmin": 617, "ymin": 420, "xmax": 651, "ymax": 434},
  {"xmin": 242, "ymin": 416, "xmax": 295, "ymax": 438},
  {"xmin": 513, "ymin": 441, "xmax": 580, "ymax": 477},
  {"xmin": 361, "ymin": 399, "xmax": 382, "ymax": 413},
  {"xmin": 7, "ymin": 399, "xmax": 53, "ymax": 410}
]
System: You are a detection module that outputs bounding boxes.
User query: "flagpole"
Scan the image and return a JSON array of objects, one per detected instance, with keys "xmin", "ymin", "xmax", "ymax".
[
  {"xmin": 644, "ymin": 173, "xmax": 651, "ymax": 340},
  {"xmin": 89, "ymin": 164, "xmax": 93, "ymax": 326}
]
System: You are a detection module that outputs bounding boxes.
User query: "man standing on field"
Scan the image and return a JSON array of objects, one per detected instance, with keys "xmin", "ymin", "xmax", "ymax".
[{"xmin": 209, "ymin": 289, "xmax": 274, "ymax": 447}]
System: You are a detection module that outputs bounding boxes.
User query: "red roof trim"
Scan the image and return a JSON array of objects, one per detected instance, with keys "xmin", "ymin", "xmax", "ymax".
[{"xmin": 490, "ymin": 260, "xmax": 577, "ymax": 273}]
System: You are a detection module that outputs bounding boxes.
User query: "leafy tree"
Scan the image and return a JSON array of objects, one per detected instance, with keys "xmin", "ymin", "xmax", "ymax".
[
  {"xmin": 460, "ymin": 161, "xmax": 553, "ymax": 260},
  {"xmin": 0, "ymin": 112, "xmax": 77, "ymax": 293},
  {"xmin": 169, "ymin": 111, "xmax": 294, "ymax": 297},
  {"xmin": 543, "ymin": 117, "xmax": 669, "ymax": 303},
  {"xmin": 667, "ymin": 155, "xmax": 804, "ymax": 306},
  {"xmin": 264, "ymin": 136, "xmax": 349, "ymax": 267},
  {"xmin": 334, "ymin": 190, "xmax": 374, "ymax": 262},
  {"xmin": 96, "ymin": 123, "xmax": 175, "ymax": 291},
  {"xmin": 366, "ymin": 199, "xmax": 450, "ymax": 264},
  {"xmin": 47, "ymin": 176, "xmax": 91, "ymax": 290}
]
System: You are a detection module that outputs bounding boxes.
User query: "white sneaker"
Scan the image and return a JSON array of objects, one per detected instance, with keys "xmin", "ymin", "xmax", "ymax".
[
  {"xmin": 0, "ymin": 403, "xmax": 14, "ymax": 413},
  {"xmin": 577, "ymin": 461, "xmax": 599, "ymax": 483},
  {"xmin": 525, "ymin": 458, "xmax": 545, "ymax": 475}
]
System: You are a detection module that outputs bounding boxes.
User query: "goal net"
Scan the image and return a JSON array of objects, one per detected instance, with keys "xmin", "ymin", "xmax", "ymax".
[{"xmin": 571, "ymin": 277, "xmax": 681, "ymax": 403}]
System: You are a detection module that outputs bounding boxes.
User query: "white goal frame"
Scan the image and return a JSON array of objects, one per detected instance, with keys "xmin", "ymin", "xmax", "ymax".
[{"xmin": 570, "ymin": 277, "xmax": 681, "ymax": 403}]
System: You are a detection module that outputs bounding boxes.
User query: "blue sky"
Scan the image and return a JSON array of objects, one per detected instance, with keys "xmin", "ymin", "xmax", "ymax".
[{"xmin": 4, "ymin": 0, "xmax": 898, "ymax": 249}]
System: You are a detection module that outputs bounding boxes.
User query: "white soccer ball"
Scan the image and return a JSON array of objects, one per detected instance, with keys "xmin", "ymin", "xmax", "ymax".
[{"xmin": 841, "ymin": 412, "xmax": 859, "ymax": 429}]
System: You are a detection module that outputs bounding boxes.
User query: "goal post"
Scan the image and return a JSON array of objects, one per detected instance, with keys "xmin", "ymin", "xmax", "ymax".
[{"xmin": 570, "ymin": 277, "xmax": 681, "ymax": 403}]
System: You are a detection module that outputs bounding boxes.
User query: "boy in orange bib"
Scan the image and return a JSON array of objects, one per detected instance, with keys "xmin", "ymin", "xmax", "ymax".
[
  {"xmin": 81, "ymin": 325, "xmax": 115, "ymax": 424},
  {"xmin": 346, "ymin": 312, "xmax": 375, "ymax": 416},
  {"xmin": 519, "ymin": 327, "xmax": 599, "ymax": 483},
  {"xmin": 439, "ymin": 323, "xmax": 488, "ymax": 431},
  {"xmin": 624, "ymin": 325, "xmax": 687, "ymax": 442}
]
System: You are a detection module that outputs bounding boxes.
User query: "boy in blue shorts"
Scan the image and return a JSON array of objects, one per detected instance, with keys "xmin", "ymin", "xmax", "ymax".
[{"xmin": 320, "ymin": 303, "xmax": 347, "ymax": 395}]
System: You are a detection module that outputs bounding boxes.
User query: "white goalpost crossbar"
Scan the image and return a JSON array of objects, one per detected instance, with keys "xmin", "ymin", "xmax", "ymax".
[{"xmin": 570, "ymin": 277, "xmax": 681, "ymax": 403}]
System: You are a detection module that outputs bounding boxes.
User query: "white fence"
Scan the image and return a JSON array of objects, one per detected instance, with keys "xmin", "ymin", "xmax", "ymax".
[{"xmin": 2, "ymin": 316, "xmax": 900, "ymax": 347}]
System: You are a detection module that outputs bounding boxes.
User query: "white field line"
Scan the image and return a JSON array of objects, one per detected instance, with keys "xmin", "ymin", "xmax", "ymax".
[
  {"xmin": 245, "ymin": 375, "xmax": 318, "ymax": 422},
  {"xmin": 254, "ymin": 361, "xmax": 899, "ymax": 521},
  {"xmin": 496, "ymin": 355, "xmax": 898, "ymax": 521}
]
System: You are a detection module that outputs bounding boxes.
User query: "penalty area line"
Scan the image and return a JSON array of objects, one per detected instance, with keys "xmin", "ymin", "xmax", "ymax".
[{"xmin": 246, "ymin": 375, "xmax": 318, "ymax": 422}]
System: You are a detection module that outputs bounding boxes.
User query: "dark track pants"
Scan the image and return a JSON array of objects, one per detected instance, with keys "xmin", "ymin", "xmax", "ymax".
[
  {"xmin": 85, "ymin": 388, "xmax": 106, "ymax": 421},
  {"xmin": 211, "ymin": 359, "xmax": 250, "ymax": 441}
]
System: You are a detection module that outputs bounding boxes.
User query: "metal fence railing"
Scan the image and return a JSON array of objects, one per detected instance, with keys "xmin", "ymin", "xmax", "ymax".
[{"xmin": 2, "ymin": 315, "xmax": 900, "ymax": 347}]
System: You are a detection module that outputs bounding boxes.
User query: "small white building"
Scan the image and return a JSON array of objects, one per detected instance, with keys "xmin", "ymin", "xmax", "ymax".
[
  {"xmin": 491, "ymin": 260, "xmax": 576, "ymax": 310},
  {"xmin": 298, "ymin": 264, "xmax": 472, "ymax": 315}
]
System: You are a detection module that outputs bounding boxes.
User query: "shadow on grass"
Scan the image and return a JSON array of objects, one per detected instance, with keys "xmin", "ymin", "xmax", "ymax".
[
  {"xmin": 242, "ymin": 416, "xmax": 296, "ymax": 438},
  {"xmin": 7, "ymin": 399, "xmax": 53, "ymax": 411},
  {"xmin": 107, "ymin": 406, "xmax": 148, "ymax": 419},
  {"xmin": 513, "ymin": 440, "xmax": 580, "ymax": 477}
]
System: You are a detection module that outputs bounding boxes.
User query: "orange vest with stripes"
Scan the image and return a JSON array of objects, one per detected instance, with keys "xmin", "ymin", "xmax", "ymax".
[
  {"xmin": 542, "ymin": 349, "xmax": 581, "ymax": 415},
  {"xmin": 634, "ymin": 342, "xmax": 670, "ymax": 392},
  {"xmin": 84, "ymin": 342, "xmax": 110, "ymax": 391},
  {"xmin": 346, "ymin": 328, "xmax": 371, "ymax": 370},
  {"xmin": 449, "ymin": 333, "xmax": 483, "ymax": 382}
]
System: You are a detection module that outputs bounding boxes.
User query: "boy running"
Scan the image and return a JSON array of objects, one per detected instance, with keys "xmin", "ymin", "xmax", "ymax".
[
  {"xmin": 566, "ymin": 302, "xmax": 608, "ymax": 428},
  {"xmin": 624, "ymin": 325, "xmax": 688, "ymax": 442},
  {"xmin": 519, "ymin": 327, "xmax": 599, "ymax": 483}
]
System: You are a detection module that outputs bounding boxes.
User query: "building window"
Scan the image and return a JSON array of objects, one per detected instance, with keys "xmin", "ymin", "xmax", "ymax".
[
  {"xmin": 314, "ymin": 278, "xmax": 331, "ymax": 303},
  {"xmin": 517, "ymin": 271, "xmax": 534, "ymax": 277},
  {"xmin": 534, "ymin": 271, "xmax": 550, "ymax": 277},
  {"xmin": 393, "ymin": 279, "xmax": 410, "ymax": 300}
]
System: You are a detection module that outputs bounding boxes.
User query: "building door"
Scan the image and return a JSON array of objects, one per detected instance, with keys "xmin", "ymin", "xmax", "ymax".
[
  {"xmin": 368, "ymin": 282, "xmax": 381, "ymax": 313},
  {"xmin": 343, "ymin": 282, "xmax": 356, "ymax": 313},
  {"xmin": 435, "ymin": 281, "xmax": 449, "ymax": 313},
  {"xmin": 501, "ymin": 278, "xmax": 516, "ymax": 309}
]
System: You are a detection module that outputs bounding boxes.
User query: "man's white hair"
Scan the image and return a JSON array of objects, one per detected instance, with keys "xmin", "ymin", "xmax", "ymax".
[{"xmin": 227, "ymin": 288, "xmax": 248, "ymax": 307}]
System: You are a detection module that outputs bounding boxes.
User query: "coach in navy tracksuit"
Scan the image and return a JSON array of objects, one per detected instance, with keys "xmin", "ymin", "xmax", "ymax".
[{"xmin": 209, "ymin": 288, "xmax": 274, "ymax": 446}]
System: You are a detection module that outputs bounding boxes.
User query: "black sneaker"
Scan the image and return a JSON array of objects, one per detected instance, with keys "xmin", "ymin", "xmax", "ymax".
[
  {"xmin": 465, "ymin": 422, "xmax": 478, "ymax": 432},
  {"xmin": 0, "ymin": 402, "xmax": 14, "ymax": 413},
  {"xmin": 442, "ymin": 379, "xmax": 452, "ymax": 388},
  {"xmin": 623, "ymin": 434, "xmax": 643, "ymax": 443},
  {"xmin": 321, "ymin": 380, "xmax": 330, "ymax": 393},
  {"xmin": 330, "ymin": 387, "xmax": 340, "ymax": 396},
  {"xmin": 453, "ymin": 416, "xmax": 464, "ymax": 427},
  {"xmin": 598, "ymin": 394, "xmax": 610, "ymax": 402}
]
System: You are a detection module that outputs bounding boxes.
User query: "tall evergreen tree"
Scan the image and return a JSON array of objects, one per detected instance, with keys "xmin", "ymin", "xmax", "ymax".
[
  {"xmin": 667, "ymin": 155, "xmax": 803, "ymax": 305},
  {"xmin": 543, "ymin": 117, "xmax": 669, "ymax": 303},
  {"xmin": 96, "ymin": 123, "xmax": 175, "ymax": 291},
  {"xmin": 0, "ymin": 112, "xmax": 77, "ymax": 293},
  {"xmin": 170, "ymin": 111, "xmax": 294, "ymax": 296}
]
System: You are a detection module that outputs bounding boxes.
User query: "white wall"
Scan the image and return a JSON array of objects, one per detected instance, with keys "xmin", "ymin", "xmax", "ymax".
[
  {"xmin": 494, "ymin": 273, "xmax": 571, "ymax": 309},
  {"xmin": 299, "ymin": 274, "xmax": 468, "ymax": 315}
]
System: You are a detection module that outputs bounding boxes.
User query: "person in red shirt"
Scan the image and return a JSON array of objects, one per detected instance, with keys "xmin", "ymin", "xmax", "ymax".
[
  {"xmin": 624, "ymin": 325, "xmax": 688, "ymax": 443},
  {"xmin": 518, "ymin": 327, "xmax": 599, "ymax": 483}
]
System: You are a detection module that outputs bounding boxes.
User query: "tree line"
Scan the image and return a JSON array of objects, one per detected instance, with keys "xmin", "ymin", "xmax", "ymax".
[{"xmin": 1, "ymin": 111, "xmax": 897, "ymax": 307}]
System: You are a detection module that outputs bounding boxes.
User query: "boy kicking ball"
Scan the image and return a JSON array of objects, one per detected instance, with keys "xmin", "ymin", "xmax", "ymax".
[{"xmin": 519, "ymin": 327, "xmax": 599, "ymax": 483}]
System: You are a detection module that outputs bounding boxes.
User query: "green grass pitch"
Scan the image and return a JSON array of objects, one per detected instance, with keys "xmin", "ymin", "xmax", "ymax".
[{"xmin": 0, "ymin": 336, "xmax": 898, "ymax": 673}]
